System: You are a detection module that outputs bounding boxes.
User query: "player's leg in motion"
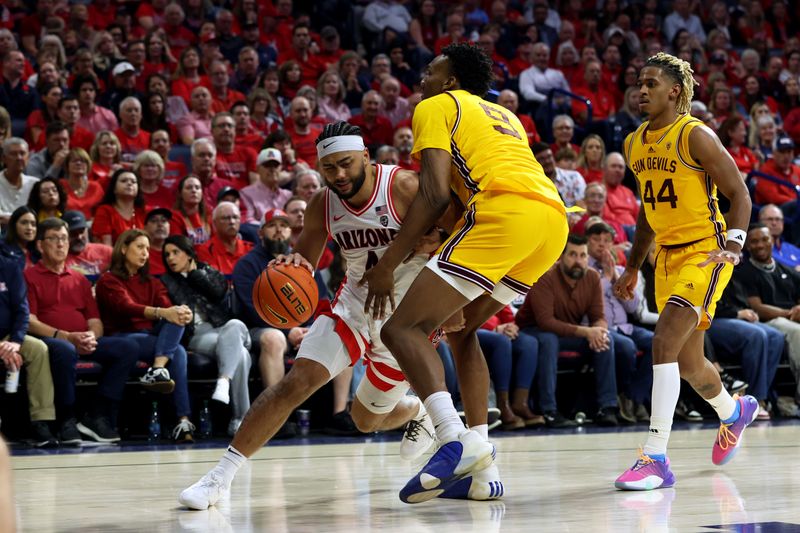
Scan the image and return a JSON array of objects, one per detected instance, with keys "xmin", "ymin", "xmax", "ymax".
[
  {"xmin": 437, "ymin": 294, "xmax": 508, "ymax": 501},
  {"xmin": 178, "ymin": 358, "xmax": 332, "ymax": 509},
  {"xmin": 381, "ymin": 268, "xmax": 496, "ymax": 504},
  {"xmin": 615, "ymin": 306, "xmax": 758, "ymax": 491}
]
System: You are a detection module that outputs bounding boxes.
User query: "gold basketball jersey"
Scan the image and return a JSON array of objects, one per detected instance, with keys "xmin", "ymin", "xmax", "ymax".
[{"xmin": 626, "ymin": 113, "xmax": 726, "ymax": 247}]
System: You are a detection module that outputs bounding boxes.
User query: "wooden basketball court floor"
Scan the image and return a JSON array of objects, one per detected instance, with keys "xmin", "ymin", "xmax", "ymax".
[{"xmin": 9, "ymin": 421, "xmax": 800, "ymax": 532}]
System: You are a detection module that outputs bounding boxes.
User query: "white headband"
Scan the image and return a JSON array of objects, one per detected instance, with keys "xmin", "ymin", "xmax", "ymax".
[{"xmin": 316, "ymin": 135, "xmax": 365, "ymax": 160}]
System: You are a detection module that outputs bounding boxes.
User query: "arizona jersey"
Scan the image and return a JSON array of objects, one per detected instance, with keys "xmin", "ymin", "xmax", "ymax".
[
  {"xmin": 626, "ymin": 113, "xmax": 726, "ymax": 247},
  {"xmin": 411, "ymin": 89, "xmax": 564, "ymax": 212},
  {"xmin": 324, "ymin": 164, "xmax": 425, "ymax": 323}
]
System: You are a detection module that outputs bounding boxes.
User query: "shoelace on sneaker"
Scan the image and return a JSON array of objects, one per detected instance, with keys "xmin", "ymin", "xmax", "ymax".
[
  {"xmin": 173, "ymin": 420, "xmax": 197, "ymax": 439},
  {"xmin": 200, "ymin": 470, "xmax": 223, "ymax": 489},
  {"xmin": 404, "ymin": 419, "xmax": 426, "ymax": 442},
  {"xmin": 631, "ymin": 447, "xmax": 655, "ymax": 471},
  {"xmin": 716, "ymin": 422, "xmax": 738, "ymax": 450}
]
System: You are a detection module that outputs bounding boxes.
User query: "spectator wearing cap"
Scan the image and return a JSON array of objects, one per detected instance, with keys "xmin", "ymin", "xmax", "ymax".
[
  {"xmin": 144, "ymin": 207, "xmax": 171, "ymax": 276},
  {"xmin": 756, "ymin": 137, "xmax": 800, "ymax": 205},
  {"xmin": 177, "ymin": 86, "xmax": 213, "ymax": 146},
  {"xmin": 212, "ymin": 112, "xmax": 258, "ymax": 190},
  {"xmin": 585, "ymin": 222, "xmax": 653, "ymax": 423},
  {"xmin": 25, "ymin": 217, "xmax": 140, "ymax": 444},
  {"xmin": 99, "ymin": 62, "xmax": 142, "ymax": 118},
  {"xmin": 0, "ymin": 138, "xmax": 37, "ymax": 224},
  {"xmin": 197, "ymin": 201, "xmax": 253, "ymax": 275},
  {"xmin": 207, "ymin": 61, "xmax": 246, "ymax": 115},
  {"xmin": 61, "ymin": 148, "xmax": 103, "ymax": 219},
  {"xmin": 92, "ymin": 169, "xmax": 146, "ymax": 247},
  {"xmin": 317, "ymin": 26, "xmax": 345, "ymax": 70},
  {"xmin": 171, "ymin": 175, "xmax": 212, "ymax": 246},
  {"xmin": 113, "ymin": 97, "xmax": 151, "ymax": 164},
  {"xmin": 349, "ymin": 91, "xmax": 394, "ymax": 152},
  {"xmin": 241, "ymin": 148, "xmax": 293, "ymax": 228},
  {"xmin": 62, "ymin": 211, "xmax": 112, "ymax": 276},
  {"xmin": 188, "ymin": 139, "xmax": 235, "ymax": 211},
  {"xmin": 232, "ymin": 208, "xmax": 305, "ymax": 388},
  {"xmin": 278, "ymin": 22, "xmax": 326, "ymax": 88},
  {"xmin": 602, "ymin": 152, "xmax": 638, "ymax": 228},
  {"xmin": 74, "ymin": 76, "xmax": 119, "ymax": 134}
]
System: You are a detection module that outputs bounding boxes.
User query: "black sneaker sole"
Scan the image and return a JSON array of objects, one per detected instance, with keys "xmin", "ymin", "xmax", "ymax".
[
  {"xmin": 60, "ymin": 438, "xmax": 83, "ymax": 447},
  {"xmin": 77, "ymin": 422, "xmax": 120, "ymax": 443},
  {"xmin": 33, "ymin": 439, "xmax": 59, "ymax": 448},
  {"xmin": 141, "ymin": 379, "xmax": 176, "ymax": 394}
]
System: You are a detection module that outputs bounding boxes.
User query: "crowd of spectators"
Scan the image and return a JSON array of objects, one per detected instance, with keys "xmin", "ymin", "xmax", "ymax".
[{"xmin": 1, "ymin": 0, "xmax": 800, "ymax": 445}]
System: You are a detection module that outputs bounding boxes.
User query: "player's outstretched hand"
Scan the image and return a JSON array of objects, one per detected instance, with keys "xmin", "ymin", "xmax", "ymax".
[
  {"xmin": 613, "ymin": 268, "xmax": 638, "ymax": 301},
  {"xmin": 698, "ymin": 249, "xmax": 740, "ymax": 267},
  {"xmin": 359, "ymin": 263, "xmax": 396, "ymax": 320},
  {"xmin": 270, "ymin": 253, "xmax": 313, "ymax": 272}
]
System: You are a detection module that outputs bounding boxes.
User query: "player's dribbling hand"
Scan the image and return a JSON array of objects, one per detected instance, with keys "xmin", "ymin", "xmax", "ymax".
[
  {"xmin": 270, "ymin": 253, "xmax": 313, "ymax": 272},
  {"xmin": 613, "ymin": 268, "xmax": 638, "ymax": 301},
  {"xmin": 698, "ymin": 249, "xmax": 740, "ymax": 267},
  {"xmin": 359, "ymin": 263, "xmax": 396, "ymax": 320}
]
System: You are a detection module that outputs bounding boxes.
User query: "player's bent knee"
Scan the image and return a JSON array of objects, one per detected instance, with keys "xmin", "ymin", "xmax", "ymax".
[{"xmin": 350, "ymin": 402, "xmax": 382, "ymax": 433}]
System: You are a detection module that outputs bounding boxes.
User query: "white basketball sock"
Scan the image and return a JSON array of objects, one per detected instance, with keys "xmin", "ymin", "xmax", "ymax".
[
  {"xmin": 706, "ymin": 388, "xmax": 738, "ymax": 422},
  {"xmin": 472, "ymin": 424, "xmax": 489, "ymax": 441},
  {"xmin": 216, "ymin": 445, "xmax": 246, "ymax": 485},
  {"xmin": 423, "ymin": 391, "xmax": 465, "ymax": 443},
  {"xmin": 412, "ymin": 397, "xmax": 426, "ymax": 421},
  {"xmin": 643, "ymin": 362, "xmax": 680, "ymax": 457}
]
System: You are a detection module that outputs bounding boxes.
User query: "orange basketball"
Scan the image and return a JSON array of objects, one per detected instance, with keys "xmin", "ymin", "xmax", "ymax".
[{"xmin": 252, "ymin": 264, "xmax": 319, "ymax": 328}]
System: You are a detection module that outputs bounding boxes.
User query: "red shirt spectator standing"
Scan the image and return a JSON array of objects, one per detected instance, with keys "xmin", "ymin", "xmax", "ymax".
[
  {"xmin": 571, "ymin": 60, "xmax": 617, "ymax": 124},
  {"xmin": 349, "ymin": 91, "xmax": 394, "ymax": 152},
  {"xmin": 212, "ymin": 113, "xmax": 258, "ymax": 190},
  {"xmin": 497, "ymin": 90, "xmax": 539, "ymax": 146},
  {"xmin": 287, "ymin": 97, "xmax": 324, "ymax": 168},
  {"xmin": 755, "ymin": 137, "xmax": 800, "ymax": 205},
  {"xmin": 197, "ymin": 201, "xmax": 253, "ymax": 275}
]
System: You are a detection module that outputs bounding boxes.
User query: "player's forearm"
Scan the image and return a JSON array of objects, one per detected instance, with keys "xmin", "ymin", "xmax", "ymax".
[
  {"xmin": 626, "ymin": 210, "xmax": 654, "ymax": 270},
  {"xmin": 723, "ymin": 188, "xmax": 752, "ymax": 253}
]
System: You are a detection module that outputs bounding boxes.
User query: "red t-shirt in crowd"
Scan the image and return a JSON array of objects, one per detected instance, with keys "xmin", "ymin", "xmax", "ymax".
[
  {"xmin": 61, "ymin": 179, "xmax": 105, "ymax": 219},
  {"xmin": 755, "ymin": 159, "xmax": 800, "ymax": 205},
  {"xmin": 215, "ymin": 146, "xmax": 258, "ymax": 189},
  {"xmin": 727, "ymin": 146, "xmax": 758, "ymax": 176},
  {"xmin": 92, "ymin": 205, "xmax": 146, "ymax": 243},
  {"xmin": 171, "ymin": 76, "xmax": 210, "ymax": 107},
  {"xmin": 113, "ymin": 128, "xmax": 151, "ymax": 163},
  {"xmin": 288, "ymin": 124, "xmax": 324, "ymax": 168},
  {"xmin": 517, "ymin": 114, "xmax": 540, "ymax": 146},
  {"xmin": 95, "ymin": 271, "xmax": 173, "ymax": 334},
  {"xmin": 196, "ymin": 235, "xmax": 254, "ymax": 275},
  {"xmin": 162, "ymin": 160, "xmax": 187, "ymax": 191},
  {"xmin": 148, "ymin": 247, "xmax": 165, "ymax": 276},
  {"xmin": 70, "ymin": 126, "xmax": 95, "ymax": 152},
  {"xmin": 604, "ymin": 183, "xmax": 639, "ymax": 227},
  {"xmin": 25, "ymin": 263, "xmax": 100, "ymax": 332},
  {"xmin": 65, "ymin": 244, "xmax": 113, "ymax": 276},
  {"xmin": 143, "ymin": 185, "xmax": 178, "ymax": 210},
  {"xmin": 348, "ymin": 115, "xmax": 394, "ymax": 149},
  {"xmin": 170, "ymin": 210, "xmax": 212, "ymax": 245},
  {"xmin": 277, "ymin": 49, "xmax": 326, "ymax": 87}
]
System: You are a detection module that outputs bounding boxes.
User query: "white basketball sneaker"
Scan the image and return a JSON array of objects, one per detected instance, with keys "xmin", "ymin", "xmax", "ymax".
[
  {"xmin": 179, "ymin": 468, "xmax": 230, "ymax": 510},
  {"xmin": 399, "ymin": 411, "xmax": 436, "ymax": 461},
  {"xmin": 439, "ymin": 461, "xmax": 504, "ymax": 500}
]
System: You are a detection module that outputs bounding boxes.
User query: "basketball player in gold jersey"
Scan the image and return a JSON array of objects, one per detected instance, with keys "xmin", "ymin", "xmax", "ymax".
[
  {"xmin": 360, "ymin": 44, "xmax": 568, "ymax": 503},
  {"xmin": 613, "ymin": 53, "xmax": 756, "ymax": 491}
]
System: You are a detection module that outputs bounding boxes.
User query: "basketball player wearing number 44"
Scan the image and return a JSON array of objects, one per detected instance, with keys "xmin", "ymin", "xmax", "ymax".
[
  {"xmin": 611, "ymin": 53, "xmax": 756, "ymax": 491},
  {"xmin": 179, "ymin": 120, "xmax": 496, "ymax": 511}
]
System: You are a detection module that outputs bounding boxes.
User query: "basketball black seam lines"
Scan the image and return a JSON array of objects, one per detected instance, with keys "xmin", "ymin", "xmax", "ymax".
[{"xmin": 265, "ymin": 268, "xmax": 302, "ymax": 323}]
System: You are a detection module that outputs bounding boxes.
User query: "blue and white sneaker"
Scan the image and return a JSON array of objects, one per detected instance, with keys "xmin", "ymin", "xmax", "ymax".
[
  {"xmin": 399, "ymin": 430, "xmax": 495, "ymax": 504},
  {"xmin": 439, "ymin": 462, "xmax": 504, "ymax": 500}
]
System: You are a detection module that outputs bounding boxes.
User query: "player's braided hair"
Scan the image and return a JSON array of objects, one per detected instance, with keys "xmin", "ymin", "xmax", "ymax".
[
  {"xmin": 645, "ymin": 52, "xmax": 699, "ymax": 115},
  {"xmin": 316, "ymin": 121, "xmax": 363, "ymax": 145},
  {"xmin": 441, "ymin": 43, "xmax": 494, "ymax": 98}
]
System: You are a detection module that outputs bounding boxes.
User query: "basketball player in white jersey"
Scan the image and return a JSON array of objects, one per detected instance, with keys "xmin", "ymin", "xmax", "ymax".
[{"xmin": 180, "ymin": 122, "xmax": 472, "ymax": 510}]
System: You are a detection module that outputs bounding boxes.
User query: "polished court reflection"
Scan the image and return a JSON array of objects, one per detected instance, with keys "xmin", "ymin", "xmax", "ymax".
[{"xmin": 11, "ymin": 422, "xmax": 800, "ymax": 532}]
